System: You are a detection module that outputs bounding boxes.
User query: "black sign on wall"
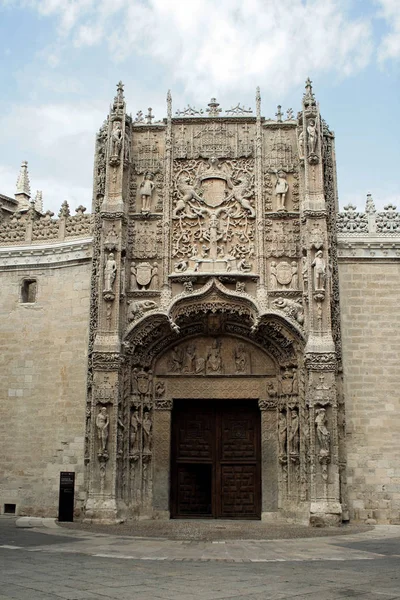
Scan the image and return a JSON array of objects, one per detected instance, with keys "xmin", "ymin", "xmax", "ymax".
[{"xmin": 58, "ymin": 471, "xmax": 75, "ymax": 522}]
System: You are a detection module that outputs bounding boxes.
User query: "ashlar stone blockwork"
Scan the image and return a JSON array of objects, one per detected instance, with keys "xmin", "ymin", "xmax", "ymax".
[{"xmin": 84, "ymin": 80, "xmax": 343, "ymax": 525}]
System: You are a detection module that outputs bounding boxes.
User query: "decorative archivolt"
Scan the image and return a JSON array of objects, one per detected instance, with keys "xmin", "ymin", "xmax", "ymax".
[{"xmin": 122, "ymin": 278, "xmax": 304, "ymax": 366}]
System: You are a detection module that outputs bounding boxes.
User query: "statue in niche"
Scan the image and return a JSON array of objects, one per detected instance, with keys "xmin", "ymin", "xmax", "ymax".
[
  {"xmin": 183, "ymin": 344, "xmax": 196, "ymax": 373},
  {"xmin": 291, "ymin": 262, "xmax": 299, "ymax": 289},
  {"xmin": 234, "ymin": 343, "xmax": 249, "ymax": 374},
  {"xmin": 289, "ymin": 410, "xmax": 299, "ymax": 454},
  {"xmin": 307, "ymin": 119, "xmax": 317, "ymax": 154},
  {"xmin": 169, "ymin": 346, "xmax": 184, "ymax": 373},
  {"xmin": 103, "ymin": 253, "xmax": 117, "ymax": 293},
  {"xmin": 142, "ymin": 411, "xmax": 152, "ymax": 453},
  {"xmin": 270, "ymin": 261, "xmax": 278, "ymax": 290},
  {"xmin": 311, "ymin": 250, "xmax": 326, "ymax": 290},
  {"xmin": 130, "ymin": 408, "xmax": 140, "ymax": 454},
  {"xmin": 274, "ymin": 170, "xmax": 289, "ymax": 212},
  {"xmin": 173, "ymin": 176, "xmax": 204, "ymax": 217},
  {"xmin": 150, "ymin": 263, "xmax": 159, "ymax": 290},
  {"xmin": 96, "ymin": 407, "xmax": 109, "ymax": 454},
  {"xmin": 206, "ymin": 339, "xmax": 223, "ymax": 374},
  {"xmin": 298, "ymin": 130, "xmax": 305, "ymax": 160},
  {"xmin": 315, "ymin": 408, "xmax": 330, "ymax": 453},
  {"xmin": 302, "ymin": 256, "xmax": 308, "ymax": 293},
  {"xmin": 140, "ymin": 172, "xmax": 155, "ymax": 213},
  {"xmin": 130, "ymin": 262, "xmax": 138, "ymax": 290},
  {"xmin": 111, "ymin": 122, "xmax": 123, "ymax": 157},
  {"xmin": 278, "ymin": 412, "xmax": 287, "ymax": 455}
]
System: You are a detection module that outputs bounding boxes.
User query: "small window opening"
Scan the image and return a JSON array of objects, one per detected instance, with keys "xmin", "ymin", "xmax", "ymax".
[
  {"xmin": 21, "ymin": 279, "xmax": 37, "ymax": 303},
  {"xmin": 4, "ymin": 503, "xmax": 16, "ymax": 514}
]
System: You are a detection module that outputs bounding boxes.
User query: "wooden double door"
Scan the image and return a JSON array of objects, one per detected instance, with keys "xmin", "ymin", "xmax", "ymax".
[{"xmin": 171, "ymin": 400, "xmax": 261, "ymax": 519}]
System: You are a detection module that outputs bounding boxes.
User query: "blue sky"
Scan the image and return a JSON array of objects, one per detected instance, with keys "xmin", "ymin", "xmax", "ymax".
[{"xmin": 0, "ymin": 0, "xmax": 399, "ymax": 214}]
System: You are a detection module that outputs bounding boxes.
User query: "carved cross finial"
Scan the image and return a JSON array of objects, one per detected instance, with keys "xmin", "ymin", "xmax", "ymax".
[
  {"xmin": 116, "ymin": 80, "xmax": 124, "ymax": 98},
  {"xmin": 303, "ymin": 76, "xmax": 316, "ymax": 107},
  {"xmin": 256, "ymin": 86, "xmax": 261, "ymax": 118},
  {"xmin": 206, "ymin": 98, "xmax": 222, "ymax": 117},
  {"xmin": 365, "ymin": 193, "xmax": 376, "ymax": 214},
  {"xmin": 275, "ymin": 105, "xmax": 283, "ymax": 122},
  {"xmin": 145, "ymin": 107, "xmax": 154, "ymax": 124},
  {"xmin": 15, "ymin": 160, "xmax": 31, "ymax": 198},
  {"xmin": 167, "ymin": 90, "xmax": 172, "ymax": 119},
  {"xmin": 34, "ymin": 190, "xmax": 43, "ymax": 213},
  {"xmin": 58, "ymin": 200, "xmax": 70, "ymax": 218}
]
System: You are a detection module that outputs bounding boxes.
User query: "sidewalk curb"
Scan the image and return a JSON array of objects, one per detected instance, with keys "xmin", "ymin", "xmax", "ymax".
[{"xmin": 15, "ymin": 517, "xmax": 60, "ymax": 529}]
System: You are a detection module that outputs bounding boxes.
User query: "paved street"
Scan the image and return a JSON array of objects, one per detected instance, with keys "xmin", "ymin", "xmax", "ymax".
[{"xmin": 1, "ymin": 517, "xmax": 400, "ymax": 599}]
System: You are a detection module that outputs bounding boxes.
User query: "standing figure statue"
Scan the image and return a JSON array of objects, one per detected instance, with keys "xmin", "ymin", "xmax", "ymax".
[
  {"xmin": 150, "ymin": 262, "xmax": 159, "ymax": 290},
  {"xmin": 298, "ymin": 130, "xmax": 305, "ymax": 160},
  {"xmin": 307, "ymin": 119, "xmax": 317, "ymax": 155},
  {"xmin": 274, "ymin": 170, "xmax": 289, "ymax": 211},
  {"xmin": 96, "ymin": 407, "xmax": 109, "ymax": 454},
  {"xmin": 289, "ymin": 410, "xmax": 299, "ymax": 454},
  {"xmin": 130, "ymin": 262, "xmax": 138, "ymax": 291},
  {"xmin": 270, "ymin": 261, "xmax": 278, "ymax": 290},
  {"xmin": 104, "ymin": 252, "xmax": 117, "ymax": 292},
  {"xmin": 278, "ymin": 412, "xmax": 287, "ymax": 456},
  {"xmin": 311, "ymin": 250, "xmax": 326, "ymax": 290},
  {"xmin": 142, "ymin": 411, "xmax": 152, "ymax": 453},
  {"xmin": 140, "ymin": 172, "xmax": 155, "ymax": 213},
  {"xmin": 315, "ymin": 408, "xmax": 330, "ymax": 453},
  {"xmin": 111, "ymin": 123, "xmax": 123, "ymax": 157}
]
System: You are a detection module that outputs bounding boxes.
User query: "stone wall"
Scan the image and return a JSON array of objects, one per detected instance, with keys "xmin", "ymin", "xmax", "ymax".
[{"xmin": 0, "ymin": 245, "xmax": 92, "ymax": 517}]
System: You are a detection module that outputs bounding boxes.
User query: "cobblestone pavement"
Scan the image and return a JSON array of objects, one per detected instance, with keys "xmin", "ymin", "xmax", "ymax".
[{"xmin": 1, "ymin": 517, "xmax": 400, "ymax": 599}]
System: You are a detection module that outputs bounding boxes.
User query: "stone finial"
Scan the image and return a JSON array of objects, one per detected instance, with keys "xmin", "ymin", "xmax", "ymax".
[
  {"xmin": 365, "ymin": 193, "xmax": 376, "ymax": 214},
  {"xmin": 58, "ymin": 200, "xmax": 70, "ymax": 218},
  {"xmin": 115, "ymin": 81, "xmax": 124, "ymax": 102},
  {"xmin": 275, "ymin": 105, "xmax": 283, "ymax": 122},
  {"xmin": 206, "ymin": 98, "xmax": 222, "ymax": 117},
  {"xmin": 303, "ymin": 76, "xmax": 316, "ymax": 108},
  {"xmin": 167, "ymin": 90, "xmax": 172, "ymax": 120},
  {"xmin": 34, "ymin": 190, "xmax": 43, "ymax": 213},
  {"xmin": 15, "ymin": 161, "xmax": 31, "ymax": 198}
]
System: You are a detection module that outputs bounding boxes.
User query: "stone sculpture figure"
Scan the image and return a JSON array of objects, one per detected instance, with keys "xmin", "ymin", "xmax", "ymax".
[
  {"xmin": 104, "ymin": 253, "xmax": 117, "ymax": 292},
  {"xmin": 278, "ymin": 412, "xmax": 287, "ymax": 455},
  {"xmin": 234, "ymin": 343, "xmax": 248, "ymax": 374},
  {"xmin": 183, "ymin": 344, "xmax": 196, "ymax": 373},
  {"xmin": 206, "ymin": 339, "xmax": 223, "ymax": 373},
  {"xmin": 142, "ymin": 411, "xmax": 152, "ymax": 453},
  {"xmin": 298, "ymin": 131, "xmax": 305, "ymax": 159},
  {"xmin": 311, "ymin": 250, "xmax": 326, "ymax": 290},
  {"xmin": 227, "ymin": 175, "xmax": 255, "ymax": 217},
  {"xmin": 302, "ymin": 256, "xmax": 308, "ymax": 292},
  {"xmin": 173, "ymin": 177, "xmax": 203, "ymax": 217},
  {"xmin": 315, "ymin": 408, "xmax": 330, "ymax": 453},
  {"xmin": 111, "ymin": 123, "xmax": 123, "ymax": 157},
  {"xmin": 130, "ymin": 408, "xmax": 140, "ymax": 454},
  {"xmin": 289, "ymin": 410, "xmax": 299, "ymax": 454},
  {"xmin": 307, "ymin": 119, "xmax": 317, "ymax": 154},
  {"xmin": 140, "ymin": 172, "xmax": 155, "ymax": 213},
  {"xmin": 169, "ymin": 346, "xmax": 184, "ymax": 373},
  {"xmin": 96, "ymin": 407, "xmax": 109, "ymax": 454},
  {"xmin": 270, "ymin": 261, "xmax": 278, "ymax": 290},
  {"xmin": 150, "ymin": 263, "xmax": 159, "ymax": 290},
  {"xmin": 291, "ymin": 261, "xmax": 299, "ymax": 289},
  {"xmin": 130, "ymin": 262, "xmax": 138, "ymax": 290},
  {"xmin": 275, "ymin": 170, "xmax": 289, "ymax": 212}
]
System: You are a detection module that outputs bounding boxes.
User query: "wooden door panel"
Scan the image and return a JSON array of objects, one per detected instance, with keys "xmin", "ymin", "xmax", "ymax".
[
  {"xmin": 220, "ymin": 410, "xmax": 258, "ymax": 461},
  {"xmin": 175, "ymin": 407, "xmax": 214, "ymax": 462},
  {"xmin": 176, "ymin": 464, "xmax": 212, "ymax": 516},
  {"xmin": 220, "ymin": 465, "xmax": 258, "ymax": 517}
]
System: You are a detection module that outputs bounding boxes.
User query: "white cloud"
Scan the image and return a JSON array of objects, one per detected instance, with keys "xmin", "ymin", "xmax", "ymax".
[
  {"xmin": 13, "ymin": 0, "xmax": 373, "ymax": 97},
  {"xmin": 376, "ymin": 0, "xmax": 400, "ymax": 60}
]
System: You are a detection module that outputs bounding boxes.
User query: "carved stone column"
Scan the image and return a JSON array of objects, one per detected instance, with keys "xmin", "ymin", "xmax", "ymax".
[
  {"xmin": 152, "ymin": 397, "xmax": 173, "ymax": 518},
  {"xmin": 258, "ymin": 398, "xmax": 278, "ymax": 518}
]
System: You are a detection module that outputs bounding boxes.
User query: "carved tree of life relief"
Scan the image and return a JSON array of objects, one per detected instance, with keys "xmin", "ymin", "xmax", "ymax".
[{"xmin": 171, "ymin": 158, "xmax": 256, "ymax": 275}]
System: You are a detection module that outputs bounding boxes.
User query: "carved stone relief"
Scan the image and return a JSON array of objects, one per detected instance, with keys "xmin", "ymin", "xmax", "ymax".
[{"xmin": 171, "ymin": 158, "xmax": 255, "ymax": 274}]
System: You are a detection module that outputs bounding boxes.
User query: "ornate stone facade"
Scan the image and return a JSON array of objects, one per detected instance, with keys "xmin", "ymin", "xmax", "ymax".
[{"xmin": 1, "ymin": 82, "xmax": 400, "ymax": 525}]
